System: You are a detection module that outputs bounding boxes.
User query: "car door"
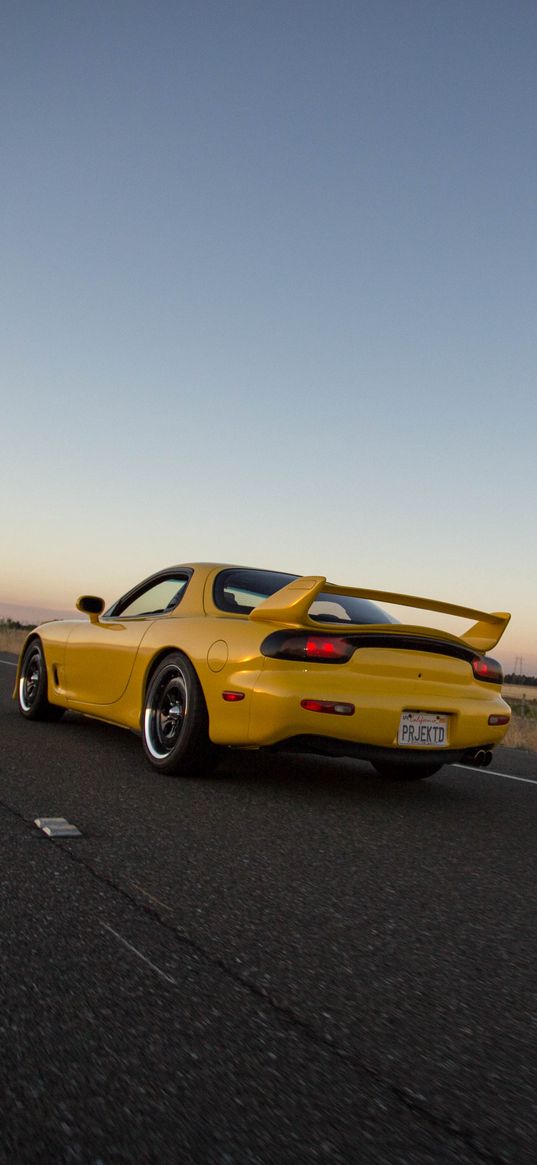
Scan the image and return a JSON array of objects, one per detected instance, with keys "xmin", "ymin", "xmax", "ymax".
[{"xmin": 64, "ymin": 574, "xmax": 189, "ymax": 706}]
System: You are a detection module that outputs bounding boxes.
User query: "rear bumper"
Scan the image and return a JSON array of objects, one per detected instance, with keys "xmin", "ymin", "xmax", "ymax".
[
  {"xmin": 267, "ymin": 734, "xmax": 496, "ymax": 769},
  {"xmin": 248, "ymin": 660, "xmax": 510, "ymax": 751}
]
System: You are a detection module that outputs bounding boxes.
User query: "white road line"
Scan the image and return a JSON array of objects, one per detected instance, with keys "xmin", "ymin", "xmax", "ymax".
[
  {"xmin": 0, "ymin": 660, "xmax": 17, "ymax": 667},
  {"xmin": 100, "ymin": 923, "xmax": 177, "ymax": 985},
  {"xmin": 453, "ymin": 764, "xmax": 537, "ymax": 786}
]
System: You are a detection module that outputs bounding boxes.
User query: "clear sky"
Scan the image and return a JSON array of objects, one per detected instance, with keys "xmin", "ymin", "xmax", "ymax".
[{"xmin": 1, "ymin": 1, "xmax": 536, "ymax": 671}]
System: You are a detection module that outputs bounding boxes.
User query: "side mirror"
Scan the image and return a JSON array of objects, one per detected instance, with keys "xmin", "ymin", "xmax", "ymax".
[{"xmin": 76, "ymin": 595, "xmax": 105, "ymax": 624}]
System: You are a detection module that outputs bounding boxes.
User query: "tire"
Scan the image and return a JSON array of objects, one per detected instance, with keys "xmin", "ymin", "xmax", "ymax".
[
  {"xmin": 142, "ymin": 652, "xmax": 215, "ymax": 775},
  {"xmin": 18, "ymin": 639, "xmax": 64, "ymax": 721},
  {"xmin": 372, "ymin": 761, "xmax": 441, "ymax": 781}
]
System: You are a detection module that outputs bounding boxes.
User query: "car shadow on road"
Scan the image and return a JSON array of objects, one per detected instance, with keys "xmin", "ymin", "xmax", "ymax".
[
  {"xmin": 38, "ymin": 710, "xmax": 475, "ymax": 806},
  {"xmin": 213, "ymin": 749, "xmax": 472, "ymax": 806}
]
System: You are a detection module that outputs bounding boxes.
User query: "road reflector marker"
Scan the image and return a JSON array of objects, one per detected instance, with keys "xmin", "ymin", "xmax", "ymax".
[{"xmin": 34, "ymin": 817, "xmax": 82, "ymax": 838}]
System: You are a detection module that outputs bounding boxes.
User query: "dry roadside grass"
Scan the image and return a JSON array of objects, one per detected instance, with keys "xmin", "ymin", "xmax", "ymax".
[
  {"xmin": 0, "ymin": 628, "xmax": 28, "ymax": 655},
  {"xmin": 502, "ymin": 682, "xmax": 537, "ymax": 699},
  {"xmin": 1, "ymin": 625, "xmax": 535, "ymax": 752},
  {"xmin": 502, "ymin": 712, "xmax": 537, "ymax": 752},
  {"xmin": 502, "ymin": 689, "xmax": 537, "ymax": 752}
]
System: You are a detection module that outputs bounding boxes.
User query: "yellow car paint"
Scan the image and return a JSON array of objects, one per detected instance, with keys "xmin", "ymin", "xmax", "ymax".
[{"xmin": 15, "ymin": 562, "xmax": 511, "ymax": 772}]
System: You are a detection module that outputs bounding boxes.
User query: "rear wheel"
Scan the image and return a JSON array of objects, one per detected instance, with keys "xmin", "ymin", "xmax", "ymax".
[
  {"xmin": 142, "ymin": 652, "xmax": 215, "ymax": 775},
  {"xmin": 18, "ymin": 640, "xmax": 64, "ymax": 721},
  {"xmin": 372, "ymin": 761, "xmax": 442, "ymax": 781}
]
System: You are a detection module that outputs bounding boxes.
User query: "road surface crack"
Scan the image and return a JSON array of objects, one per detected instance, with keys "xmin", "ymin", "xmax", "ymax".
[{"xmin": 0, "ymin": 793, "xmax": 512, "ymax": 1165}]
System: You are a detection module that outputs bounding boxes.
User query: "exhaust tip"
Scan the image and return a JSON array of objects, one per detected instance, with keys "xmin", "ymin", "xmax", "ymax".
[{"xmin": 462, "ymin": 748, "xmax": 493, "ymax": 768}]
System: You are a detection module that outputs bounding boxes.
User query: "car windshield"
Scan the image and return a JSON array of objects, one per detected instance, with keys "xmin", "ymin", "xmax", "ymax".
[{"xmin": 213, "ymin": 568, "xmax": 397, "ymax": 625}]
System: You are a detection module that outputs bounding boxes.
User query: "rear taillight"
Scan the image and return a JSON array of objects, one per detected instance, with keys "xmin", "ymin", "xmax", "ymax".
[
  {"xmin": 471, "ymin": 656, "xmax": 503, "ymax": 684},
  {"xmin": 261, "ymin": 631, "xmax": 354, "ymax": 663}
]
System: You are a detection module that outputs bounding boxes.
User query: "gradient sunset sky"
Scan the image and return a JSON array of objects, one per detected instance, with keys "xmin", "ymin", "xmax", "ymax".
[{"xmin": 1, "ymin": 1, "xmax": 536, "ymax": 671}]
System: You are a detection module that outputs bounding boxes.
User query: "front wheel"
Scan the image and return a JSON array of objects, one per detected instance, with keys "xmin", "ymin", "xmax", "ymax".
[
  {"xmin": 18, "ymin": 640, "xmax": 64, "ymax": 721},
  {"xmin": 372, "ymin": 760, "xmax": 442, "ymax": 781},
  {"xmin": 142, "ymin": 652, "xmax": 215, "ymax": 775}
]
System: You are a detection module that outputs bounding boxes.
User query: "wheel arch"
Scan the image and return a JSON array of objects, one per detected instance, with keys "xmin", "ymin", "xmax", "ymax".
[{"xmin": 140, "ymin": 646, "xmax": 204, "ymax": 721}]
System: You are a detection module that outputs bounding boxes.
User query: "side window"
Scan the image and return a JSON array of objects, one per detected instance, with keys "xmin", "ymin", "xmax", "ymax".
[
  {"xmin": 214, "ymin": 569, "xmax": 297, "ymax": 613},
  {"xmin": 113, "ymin": 578, "xmax": 187, "ymax": 618}
]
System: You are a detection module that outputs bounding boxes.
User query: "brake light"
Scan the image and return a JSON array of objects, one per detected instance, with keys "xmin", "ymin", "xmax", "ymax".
[
  {"xmin": 471, "ymin": 656, "xmax": 503, "ymax": 684},
  {"xmin": 305, "ymin": 637, "xmax": 349, "ymax": 660},
  {"xmin": 261, "ymin": 631, "xmax": 354, "ymax": 663}
]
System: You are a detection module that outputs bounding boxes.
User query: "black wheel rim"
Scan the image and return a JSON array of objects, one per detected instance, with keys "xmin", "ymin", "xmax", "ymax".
[
  {"xmin": 20, "ymin": 647, "xmax": 42, "ymax": 711},
  {"xmin": 144, "ymin": 665, "xmax": 188, "ymax": 759}
]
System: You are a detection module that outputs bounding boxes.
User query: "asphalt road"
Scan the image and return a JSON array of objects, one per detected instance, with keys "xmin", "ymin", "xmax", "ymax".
[{"xmin": 1, "ymin": 651, "xmax": 537, "ymax": 1165}]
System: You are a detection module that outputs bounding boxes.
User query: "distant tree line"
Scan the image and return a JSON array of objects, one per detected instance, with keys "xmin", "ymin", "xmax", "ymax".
[
  {"xmin": 0, "ymin": 617, "xmax": 36, "ymax": 631},
  {"xmin": 504, "ymin": 672, "xmax": 537, "ymax": 687}
]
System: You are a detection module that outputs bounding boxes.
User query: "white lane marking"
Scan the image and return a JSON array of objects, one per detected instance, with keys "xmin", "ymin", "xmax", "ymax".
[
  {"xmin": 100, "ymin": 923, "xmax": 177, "ymax": 985},
  {"xmin": 453, "ymin": 764, "xmax": 537, "ymax": 786},
  {"xmin": 0, "ymin": 660, "xmax": 17, "ymax": 667}
]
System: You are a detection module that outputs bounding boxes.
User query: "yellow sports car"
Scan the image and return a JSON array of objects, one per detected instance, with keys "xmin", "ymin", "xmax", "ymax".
[{"xmin": 15, "ymin": 563, "xmax": 511, "ymax": 780}]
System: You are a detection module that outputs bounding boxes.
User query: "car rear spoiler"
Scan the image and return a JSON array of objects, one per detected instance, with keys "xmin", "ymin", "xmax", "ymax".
[{"xmin": 249, "ymin": 575, "xmax": 511, "ymax": 653}]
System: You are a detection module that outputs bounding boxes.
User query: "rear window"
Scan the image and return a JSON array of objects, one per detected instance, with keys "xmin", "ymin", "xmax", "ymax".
[
  {"xmin": 213, "ymin": 568, "xmax": 397, "ymax": 625},
  {"xmin": 309, "ymin": 596, "xmax": 397, "ymax": 625}
]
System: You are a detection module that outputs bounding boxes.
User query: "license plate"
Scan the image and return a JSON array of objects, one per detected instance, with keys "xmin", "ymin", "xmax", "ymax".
[{"xmin": 398, "ymin": 711, "xmax": 449, "ymax": 748}]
